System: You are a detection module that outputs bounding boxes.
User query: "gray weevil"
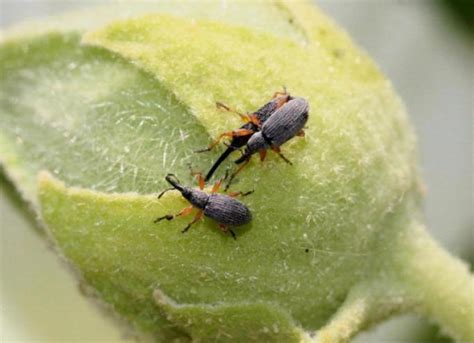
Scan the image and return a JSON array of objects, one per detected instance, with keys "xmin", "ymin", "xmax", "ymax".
[
  {"xmin": 196, "ymin": 89, "xmax": 293, "ymax": 182},
  {"xmin": 154, "ymin": 173, "xmax": 252, "ymax": 239},
  {"xmin": 226, "ymin": 97, "xmax": 309, "ymax": 189}
]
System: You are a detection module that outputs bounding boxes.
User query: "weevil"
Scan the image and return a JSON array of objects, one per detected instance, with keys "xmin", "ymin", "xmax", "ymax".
[
  {"xmin": 154, "ymin": 173, "xmax": 253, "ymax": 239},
  {"xmin": 226, "ymin": 97, "xmax": 309, "ymax": 189},
  {"xmin": 196, "ymin": 90, "xmax": 292, "ymax": 181}
]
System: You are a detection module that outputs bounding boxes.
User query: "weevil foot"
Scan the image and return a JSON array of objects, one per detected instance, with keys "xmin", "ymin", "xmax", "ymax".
[
  {"xmin": 194, "ymin": 147, "xmax": 212, "ymax": 153},
  {"xmin": 154, "ymin": 214, "xmax": 174, "ymax": 223},
  {"xmin": 242, "ymin": 190, "xmax": 254, "ymax": 196}
]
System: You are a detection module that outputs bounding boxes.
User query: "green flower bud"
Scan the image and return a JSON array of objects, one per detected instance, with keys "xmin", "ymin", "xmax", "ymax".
[{"xmin": 1, "ymin": 1, "xmax": 472, "ymax": 342}]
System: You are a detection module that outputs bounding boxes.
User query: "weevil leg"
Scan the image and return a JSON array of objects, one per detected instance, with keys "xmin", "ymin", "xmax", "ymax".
[
  {"xmin": 218, "ymin": 224, "xmax": 237, "ymax": 240},
  {"xmin": 211, "ymin": 178, "xmax": 223, "ymax": 193},
  {"xmin": 182, "ymin": 210, "xmax": 204, "ymax": 233},
  {"xmin": 248, "ymin": 114, "xmax": 262, "ymax": 127},
  {"xmin": 272, "ymin": 86, "xmax": 288, "ymax": 99},
  {"xmin": 297, "ymin": 129, "xmax": 305, "ymax": 137},
  {"xmin": 223, "ymin": 168, "xmax": 230, "ymax": 181},
  {"xmin": 228, "ymin": 190, "xmax": 254, "ymax": 198},
  {"xmin": 272, "ymin": 146, "xmax": 293, "ymax": 165},
  {"xmin": 232, "ymin": 128, "xmax": 256, "ymax": 137},
  {"xmin": 216, "ymin": 102, "xmax": 249, "ymax": 123},
  {"xmin": 198, "ymin": 174, "xmax": 205, "ymax": 190},
  {"xmin": 276, "ymin": 96, "xmax": 292, "ymax": 110},
  {"xmin": 154, "ymin": 205, "xmax": 194, "ymax": 223},
  {"xmin": 259, "ymin": 149, "xmax": 267, "ymax": 162},
  {"xmin": 224, "ymin": 158, "xmax": 251, "ymax": 191},
  {"xmin": 195, "ymin": 131, "xmax": 234, "ymax": 153},
  {"xmin": 188, "ymin": 164, "xmax": 205, "ymax": 190},
  {"xmin": 195, "ymin": 129, "xmax": 255, "ymax": 153}
]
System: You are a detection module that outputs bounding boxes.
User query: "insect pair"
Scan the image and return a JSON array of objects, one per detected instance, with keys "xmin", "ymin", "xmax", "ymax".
[
  {"xmin": 199, "ymin": 90, "xmax": 308, "ymax": 189},
  {"xmin": 155, "ymin": 91, "xmax": 309, "ymax": 239}
]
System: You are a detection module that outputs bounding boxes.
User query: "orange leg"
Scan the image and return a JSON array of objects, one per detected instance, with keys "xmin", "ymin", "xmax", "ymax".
[
  {"xmin": 276, "ymin": 95, "xmax": 291, "ymax": 110},
  {"xmin": 196, "ymin": 173, "xmax": 205, "ymax": 190},
  {"xmin": 248, "ymin": 113, "xmax": 262, "ymax": 127},
  {"xmin": 296, "ymin": 129, "xmax": 305, "ymax": 137},
  {"xmin": 219, "ymin": 224, "xmax": 236, "ymax": 240},
  {"xmin": 195, "ymin": 129, "xmax": 255, "ymax": 153},
  {"xmin": 211, "ymin": 178, "xmax": 223, "ymax": 193},
  {"xmin": 232, "ymin": 129, "xmax": 255, "ymax": 137},
  {"xmin": 272, "ymin": 146, "xmax": 293, "ymax": 165},
  {"xmin": 228, "ymin": 190, "xmax": 254, "ymax": 198},
  {"xmin": 259, "ymin": 149, "xmax": 267, "ymax": 162},
  {"xmin": 182, "ymin": 210, "xmax": 204, "ymax": 233},
  {"xmin": 272, "ymin": 86, "xmax": 288, "ymax": 99},
  {"xmin": 224, "ymin": 158, "xmax": 251, "ymax": 191},
  {"xmin": 216, "ymin": 102, "xmax": 249, "ymax": 123},
  {"xmin": 154, "ymin": 205, "xmax": 194, "ymax": 223},
  {"xmin": 188, "ymin": 165, "xmax": 205, "ymax": 190}
]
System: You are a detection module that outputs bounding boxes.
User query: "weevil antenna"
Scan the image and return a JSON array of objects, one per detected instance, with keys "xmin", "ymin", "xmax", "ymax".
[{"xmin": 157, "ymin": 188, "xmax": 174, "ymax": 199}]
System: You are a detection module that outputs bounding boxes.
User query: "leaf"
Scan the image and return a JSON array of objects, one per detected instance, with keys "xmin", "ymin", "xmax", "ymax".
[
  {"xmin": 2, "ymin": 1, "xmax": 473, "ymax": 342},
  {"xmin": 0, "ymin": 32, "xmax": 213, "ymax": 204},
  {"xmin": 38, "ymin": 171, "xmax": 306, "ymax": 342},
  {"xmin": 152, "ymin": 288, "xmax": 304, "ymax": 342},
  {"xmin": 0, "ymin": 0, "xmax": 306, "ymax": 203}
]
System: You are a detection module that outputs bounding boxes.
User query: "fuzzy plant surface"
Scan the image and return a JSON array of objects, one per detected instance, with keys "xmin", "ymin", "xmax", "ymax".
[{"xmin": 0, "ymin": 1, "xmax": 472, "ymax": 342}]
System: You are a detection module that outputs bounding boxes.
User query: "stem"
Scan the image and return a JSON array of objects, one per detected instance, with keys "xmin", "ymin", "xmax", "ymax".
[
  {"xmin": 394, "ymin": 224, "xmax": 474, "ymax": 342},
  {"xmin": 313, "ymin": 280, "xmax": 414, "ymax": 343},
  {"xmin": 312, "ymin": 223, "xmax": 473, "ymax": 343}
]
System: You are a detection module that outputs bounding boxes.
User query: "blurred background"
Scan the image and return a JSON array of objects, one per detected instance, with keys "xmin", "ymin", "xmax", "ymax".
[{"xmin": 1, "ymin": 0, "xmax": 472, "ymax": 342}]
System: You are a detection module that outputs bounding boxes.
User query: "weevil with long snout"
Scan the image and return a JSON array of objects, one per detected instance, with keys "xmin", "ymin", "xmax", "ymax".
[
  {"xmin": 196, "ymin": 90, "xmax": 292, "ymax": 181},
  {"xmin": 226, "ymin": 97, "xmax": 309, "ymax": 190},
  {"xmin": 154, "ymin": 173, "xmax": 253, "ymax": 239}
]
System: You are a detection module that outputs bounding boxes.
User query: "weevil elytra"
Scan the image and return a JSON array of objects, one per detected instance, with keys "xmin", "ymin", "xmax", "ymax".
[
  {"xmin": 154, "ymin": 173, "xmax": 253, "ymax": 239},
  {"xmin": 196, "ymin": 90, "xmax": 292, "ymax": 182},
  {"xmin": 226, "ymin": 97, "xmax": 309, "ymax": 189}
]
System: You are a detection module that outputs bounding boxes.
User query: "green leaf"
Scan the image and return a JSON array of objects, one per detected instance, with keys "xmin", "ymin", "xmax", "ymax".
[
  {"xmin": 0, "ymin": 31, "xmax": 214, "ymax": 203},
  {"xmin": 1, "ymin": 1, "xmax": 473, "ymax": 342}
]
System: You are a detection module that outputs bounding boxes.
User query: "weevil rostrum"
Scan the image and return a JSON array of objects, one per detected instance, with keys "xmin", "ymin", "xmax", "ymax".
[
  {"xmin": 196, "ymin": 90, "xmax": 292, "ymax": 181},
  {"xmin": 154, "ymin": 173, "xmax": 253, "ymax": 239}
]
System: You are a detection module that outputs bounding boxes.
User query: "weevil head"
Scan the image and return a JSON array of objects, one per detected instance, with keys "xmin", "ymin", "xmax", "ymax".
[
  {"xmin": 247, "ymin": 132, "xmax": 269, "ymax": 154},
  {"xmin": 165, "ymin": 174, "xmax": 185, "ymax": 192},
  {"xmin": 182, "ymin": 188, "xmax": 209, "ymax": 209},
  {"xmin": 234, "ymin": 132, "xmax": 268, "ymax": 164}
]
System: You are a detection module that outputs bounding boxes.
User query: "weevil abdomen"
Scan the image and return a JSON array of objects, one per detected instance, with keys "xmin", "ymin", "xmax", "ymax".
[
  {"xmin": 254, "ymin": 94, "xmax": 292, "ymax": 123},
  {"xmin": 262, "ymin": 97, "xmax": 309, "ymax": 146},
  {"xmin": 204, "ymin": 193, "xmax": 252, "ymax": 226}
]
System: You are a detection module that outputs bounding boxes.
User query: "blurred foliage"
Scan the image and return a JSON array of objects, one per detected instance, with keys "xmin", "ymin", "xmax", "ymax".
[{"xmin": 440, "ymin": 0, "xmax": 474, "ymax": 35}]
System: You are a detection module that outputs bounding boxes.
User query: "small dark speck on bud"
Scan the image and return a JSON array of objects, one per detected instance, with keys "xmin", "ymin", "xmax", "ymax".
[{"xmin": 333, "ymin": 49, "xmax": 345, "ymax": 59}]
